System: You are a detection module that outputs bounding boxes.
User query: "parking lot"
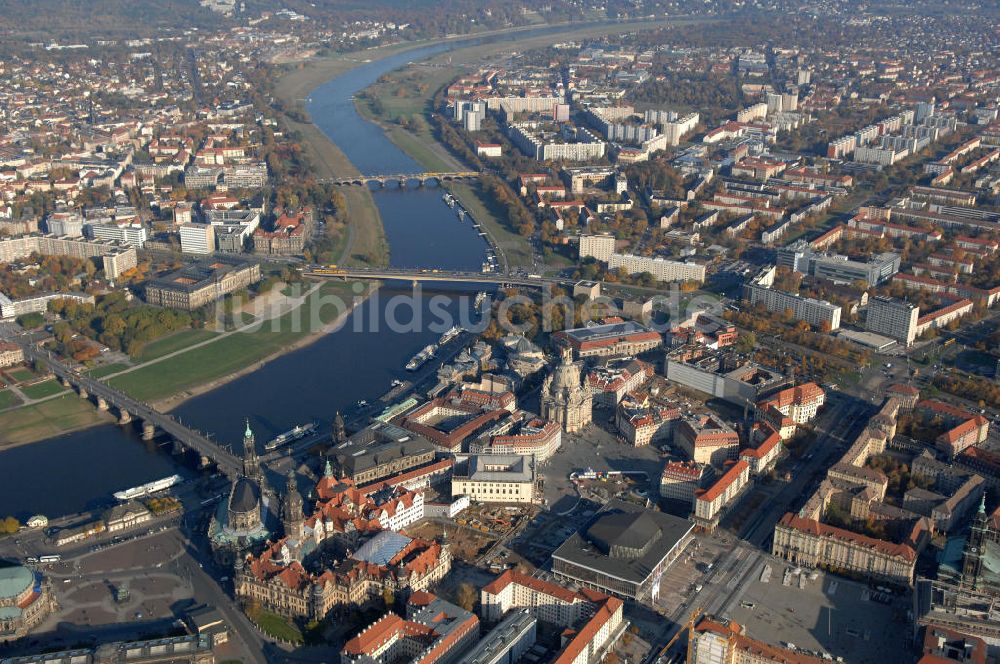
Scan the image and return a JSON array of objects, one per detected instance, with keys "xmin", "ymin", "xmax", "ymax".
[{"xmin": 728, "ymin": 564, "xmax": 909, "ymax": 663}]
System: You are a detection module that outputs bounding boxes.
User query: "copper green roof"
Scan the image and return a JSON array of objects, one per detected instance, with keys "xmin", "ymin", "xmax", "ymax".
[{"xmin": 0, "ymin": 565, "xmax": 33, "ymax": 600}]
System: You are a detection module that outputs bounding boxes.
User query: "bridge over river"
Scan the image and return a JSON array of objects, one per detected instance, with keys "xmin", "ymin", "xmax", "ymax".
[
  {"xmin": 21, "ymin": 345, "xmax": 242, "ymax": 478},
  {"xmin": 320, "ymin": 171, "xmax": 479, "ymax": 187}
]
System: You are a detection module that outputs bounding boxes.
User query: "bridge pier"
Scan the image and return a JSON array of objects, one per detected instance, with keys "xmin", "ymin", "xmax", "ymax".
[
  {"xmin": 199, "ymin": 455, "xmax": 210, "ymax": 469},
  {"xmin": 142, "ymin": 421, "xmax": 156, "ymax": 441},
  {"xmin": 77, "ymin": 386, "xmax": 88, "ymax": 400},
  {"xmin": 96, "ymin": 397, "xmax": 108, "ymax": 411},
  {"xmin": 172, "ymin": 440, "xmax": 186, "ymax": 456},
  {"xmin": 118, "ymin": 409, "xmax": 131, "ymax": 425},
  {"xmin": 60, "ymin": 377, "xmax": 71, "ymax": 388}
]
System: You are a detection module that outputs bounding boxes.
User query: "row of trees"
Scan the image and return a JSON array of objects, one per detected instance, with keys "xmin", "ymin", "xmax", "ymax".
[
  {"xmin": 932, "ymin": 371, "xmax": 1000, "ymax": 410},
  {"xmin": 0, "ymin": 517, "xmax": 20, "ymax": 535},
  {"xmin": 48, "ymin": 291, "xmax": 197, "ymax": 359}
]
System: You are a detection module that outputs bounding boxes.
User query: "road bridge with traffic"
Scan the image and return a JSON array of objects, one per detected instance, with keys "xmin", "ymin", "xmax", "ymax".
[
  {"xmin": 306, "ymin": 267, "xmax": 567, "ymax": 289},
  {"xmin": 21, "ymin": 345, "xmax": 242, "ymax": 478}
]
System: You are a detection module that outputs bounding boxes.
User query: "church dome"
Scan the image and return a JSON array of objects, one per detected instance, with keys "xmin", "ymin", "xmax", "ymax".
[{"xmin": 229, "ymin": 477, "xmax": 260, "ymax": 514}]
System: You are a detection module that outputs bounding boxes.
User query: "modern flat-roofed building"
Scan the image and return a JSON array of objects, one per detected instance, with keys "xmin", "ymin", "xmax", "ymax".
[
  {"xmin": 0, "ymin": 291, "xmax": 94, "ymax": 320},
  {"xmin": 0, "ymin": 635, "xmax": 216, "ymax": 664},
  {"xmin": 0, "ymin": 235, "xmax": 137, "ymax": 281},
  {"xmin": 552, "ymin": 498, "xmax": 693, "ymax": 602},
  {"xmin": 452, "ymin": 454, "xmax": 536, "ymax": 504},
  {"xmin": 86, "ymin": 221, "xmax": 147, "ymax": 248},
  {"xmin": 179, "ymin": 223, "xmax": 216, "ymax": 254},
  {"xmin": 744, "ymin": 278, "xmax": 841, "ymax": 330},
  {"xmin": 664, "ymin": 345, "xmax": 788, "ymax": 407},
  {"xmin": 866, "ymin": 296, "xmax": 919, "ymax": 346},
  {"xmin": 143, "ymin": 257, "xmax": 261, "ymax": 310},
  {"xmin": 456, "ymin": 609, "xmax": 536, "ymax": 664}
]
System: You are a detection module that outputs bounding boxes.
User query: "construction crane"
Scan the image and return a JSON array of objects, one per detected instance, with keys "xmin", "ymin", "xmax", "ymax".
[{"xmin": 654, "ymin": 606, "xmax": 703, "ymax": 664}]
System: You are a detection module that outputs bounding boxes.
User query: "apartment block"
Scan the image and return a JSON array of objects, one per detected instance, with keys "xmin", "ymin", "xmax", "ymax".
[
  {"xmin": 865, "ymin": 296, "xmax": 920, "ymax": 346},
  {"xmin": 578, "ymin": 234, "xmax": 616, "ymax": 262},
  {"xmin": 607, "ymin": 253, "xmax": 705, "ymax": 283},
  {"xmin": 744, "ymin": 280, "xmax": 841, "ymax": 330}
]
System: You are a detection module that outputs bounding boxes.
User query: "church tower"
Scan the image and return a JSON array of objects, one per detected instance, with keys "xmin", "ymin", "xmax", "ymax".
[
  {"xmin": 242, "ymin": 419, "xmax": 263, "ymax": 486},
  {"xmin": 282, "ymin": 471, "xmax": 304, "ymax": 541},
  {"xmin": 962, "ymin": 496, "xmax": 990, "ymax": 590}
]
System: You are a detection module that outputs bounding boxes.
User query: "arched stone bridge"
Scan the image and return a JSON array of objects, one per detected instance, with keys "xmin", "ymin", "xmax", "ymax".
[{"xmin": 322, "ymin": 171, "xmax": 479, "ymax": 187}]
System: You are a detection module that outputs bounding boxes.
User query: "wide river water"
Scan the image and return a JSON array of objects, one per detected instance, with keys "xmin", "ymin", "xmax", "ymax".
[{"xmin": 0, "ymin": 21, "xmax": 626, "ymax": 519}]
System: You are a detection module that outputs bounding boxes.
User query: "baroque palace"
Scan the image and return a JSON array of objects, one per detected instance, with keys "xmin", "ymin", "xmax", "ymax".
[{"xmin": 233, "ymin": 459, "xmax": 450, "ymax": 621}]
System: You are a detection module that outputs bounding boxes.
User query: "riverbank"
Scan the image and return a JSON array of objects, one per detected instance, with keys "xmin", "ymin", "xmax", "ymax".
[
  {"xmin": 108, "ymin": 280, "xmax": 369, "ymax": 402},
  {"xmin": 0, "ymin": 394, "xmax": 117, "ymax": 450},
  {"xmin": 0, "ymin": 281, "xmax": 373, "ymax": 446},
  {"xmin": 151, "ymin": 281, "xmax": 374, "ymax": 412},
  {"xmin": 275, "ymin": 53, "xmax": 398, "ymax": 268}
]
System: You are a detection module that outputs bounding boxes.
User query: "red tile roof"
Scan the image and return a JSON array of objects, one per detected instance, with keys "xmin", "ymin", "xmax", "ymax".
[{"xmin": 778, "ymin": 513, "xmax": 916, "ymax": 561}]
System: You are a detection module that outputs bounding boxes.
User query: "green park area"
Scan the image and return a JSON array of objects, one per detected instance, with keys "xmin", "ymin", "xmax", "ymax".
[
  {"xmin": 86, "ymin": 363, "xmax": 130, "ymax": 379},
  {"xmin": 249, "ymin": 608, "xmax": 303, "ymax": 645},
  {"xmin": 109, "ymin": 281, "xmax": 359, "ymax": 402},
  {"xmin": 5, "ymin": 367, "xmax": 36, "ymax": 383},
  {"xmin": 134, "ymin": 328, "xmax": 221, "ymax": 363},
  {"xmin": 20, "ymin": 379, "xmax": 68, "ymax": 400},
  {"xmin": 0, "ymin": 389, "xmax": 22, "ymax": 410},
  {"xmin": 0, "ymin": 394, "xmax": 112, "ymax": 446}
]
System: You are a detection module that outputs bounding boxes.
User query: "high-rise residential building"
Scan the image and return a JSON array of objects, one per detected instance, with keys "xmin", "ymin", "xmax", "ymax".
[
  {"xmin": 579, "ymin": 234, "xmax": 616, "ymax": 262},
  {"xmin": 179, "ymin": 223, "xmax": 216, "ymax": 255},
  {"xmin": 866, "ymin": 296, "xmax": 920, "ymax": 346}
]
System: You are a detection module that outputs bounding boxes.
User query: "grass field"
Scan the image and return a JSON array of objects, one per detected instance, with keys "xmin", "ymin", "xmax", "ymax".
[
  {"xmin": 5, "ymin": 367, "xmax": 36, "ymax": 383},
  {"xmin": 136, "ymin": 329, "xmax": 220, "ymax": 363},
  {"xmin": 445, "ymin": 181, "xmax": 534, "ymax": 268},
  {"xmin": 340, "ymin": 188, "xmax": 389, "ymax": 266},
  {"xmin": 384, "ymin": 127, "xmax": 456, "ymax": 171},
  {"xmin": 109, "ymin": 282, "xmax": 358, "ymax": 402},
  {"xmin": 20, "ymin": 379, "xmax": 68, "ymax": 400},
  {"xmin": 0, "ymin": 389, "xmax": 22, "ymax": 410},
  {"xmin": 252, "ymin": 610, "xmax": 303, "ymax": 644},
  {"xmin": 86, "ymin": 363, "xmax": 130, "ymax": 379},
  {"xmin": 0, "ymin": 394, "xmax": 112, "ymax": 446}
]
